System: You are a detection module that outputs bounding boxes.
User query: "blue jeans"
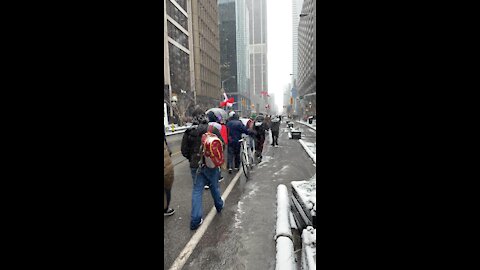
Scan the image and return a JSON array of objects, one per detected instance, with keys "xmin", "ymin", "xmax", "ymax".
[{"xmin": 190, "ymin": 167, "xmax": 224, "ymax": 229}]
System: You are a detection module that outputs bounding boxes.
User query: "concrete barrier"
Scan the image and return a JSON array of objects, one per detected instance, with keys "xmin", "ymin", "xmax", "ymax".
[
  {"xmin": 298, "ymin": 139, "xmax": 316, "ymax": 164},
  {"xmin": 275, "ymin": 185, "xmax": 296, "ymax": 270},
  {"xmin": 165, "ymin": 125, "xmax": 190, "ymax": 136}
]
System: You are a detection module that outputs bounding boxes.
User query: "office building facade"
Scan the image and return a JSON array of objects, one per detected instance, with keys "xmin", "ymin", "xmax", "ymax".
[
  {"xmin": 191, "ymin": 0, "xmax": 222, "ymax": 110},
  {"xmin": 297, "ymin": 0, "xmax": 316, "ymax": 117},
  {"xmin": 164, "ymin": 0, "xmax": 196, "ymax": 124},
  {"xmin": 291, "ymin": 0, "xmax": 304, "ymax": 116},
  {"xmin": 219, "ymin": 0, "xmax": 251, "ymax": 116},
  {"xmin": 246, "ymin": 0, "xmax": 268, "ymax": 114}
]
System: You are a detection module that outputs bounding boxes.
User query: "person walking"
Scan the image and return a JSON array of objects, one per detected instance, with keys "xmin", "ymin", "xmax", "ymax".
[
  {"xmin": 247, "ymin": 114, "xmax": 256, "ymax": 152},
  {"xmin": 181, "ymin": 109, "xmax": 225, "ymax": 230},
  {"xmin": 226, "ymin": 111, "xmax": 255, "ymax": 173},
  {"xmin": 164, "ymin": 127, "xmax": 175, "ymax": 216},
  {"xmin": 270, "ymin": 115, "xmax": 281, "ymax": 147},
  {"xmin": 253, "ymin": 114, "xmax": 268, "ymax": 162},
  {"xmin": 264, "ymin": 115, "xmax": 272, "ymax": 130}
]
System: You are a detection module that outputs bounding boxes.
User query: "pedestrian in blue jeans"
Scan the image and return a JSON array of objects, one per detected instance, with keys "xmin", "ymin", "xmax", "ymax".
[
  {"xmin": 181, "ymin": 109, "xmax": 225, "ymax": 230},
  {"xmin": 190, "ymin": 167, "xmax": 223, "ymax": 225}
]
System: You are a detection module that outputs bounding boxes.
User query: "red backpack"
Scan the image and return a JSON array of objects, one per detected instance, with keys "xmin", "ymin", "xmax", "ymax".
[
  {"xmin": 220, "ymin": 124, "xmax": 228, "ymax": 145},
  {"xmin": 201, "ymin": 125, "xmax": 224, "ymax": 168}
]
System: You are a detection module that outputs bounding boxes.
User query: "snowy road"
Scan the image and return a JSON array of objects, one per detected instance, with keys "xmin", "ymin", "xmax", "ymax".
[{"xmin": 164, "ymin": 122, "xmax": 316, "ymax": 269}]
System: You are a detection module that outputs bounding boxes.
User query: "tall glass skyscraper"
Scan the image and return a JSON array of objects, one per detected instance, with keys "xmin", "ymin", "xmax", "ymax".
[
  {"xmin": 246, "ymin": 0, "xmax": 268, "ymax": 114},
  {"xmin": 219, "ymin": 0, "xmax": 251, "ymax": 116}
]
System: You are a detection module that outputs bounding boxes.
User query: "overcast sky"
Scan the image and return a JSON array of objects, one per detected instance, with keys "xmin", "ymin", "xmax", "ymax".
[{"xmin": 267, "ymin": 0, "xmax": 293, "ymax": 113}]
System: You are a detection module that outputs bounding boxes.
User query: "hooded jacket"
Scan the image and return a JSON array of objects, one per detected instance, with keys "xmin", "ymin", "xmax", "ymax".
[
  {"xmin": 226, "ymin": 115, "xmax": 254, "ymax": 145},
  {"xmin": 181, "ymin": 123, "xmax": 224, "ymax": 168},
  {"xmin": 270, "ymin": 117, "xmax": 280, "ymax": 132}
]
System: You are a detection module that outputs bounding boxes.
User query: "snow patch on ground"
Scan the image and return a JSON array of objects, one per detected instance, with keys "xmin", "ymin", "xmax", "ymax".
[
  {"xmin": 273, "ymin": 165, "xmax": 290, "ymax": 176},
  {"xmin": 257, "ymin": 155, "xmax": 273, "ymax": 168},
  {"xmin": 233, "ymin": 183, "xmax": 259, "ymax": 229},
  {"xmin": 234, "ymin": 201, "xmax": 245, "ymax": 229},
  {"xmin": 246, "ymin": 183, "xmax": 259, "ymax": 198}
]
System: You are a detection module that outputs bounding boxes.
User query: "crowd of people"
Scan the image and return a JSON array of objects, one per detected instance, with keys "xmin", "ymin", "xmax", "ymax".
[{"xmin": 164, "ymin": 109, "xmax": 283, "ymax": 230}]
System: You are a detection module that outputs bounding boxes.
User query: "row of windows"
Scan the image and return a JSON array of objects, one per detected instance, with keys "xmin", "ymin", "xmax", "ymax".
[
  {"xmin": 200, "ymin": 36, "xmax": 219, "ymax": 63},
  {"xmin": 198, "ymin": 6, "xmax": 219, "ymax": 49},
  {"xmin": 199, "ymin": 32, "xmax": 218, "ymax": 56},
  {"xmin": 199, "ymin": 22, "xmax": 219, "ymax": 57},
  {"xmin": 168, "ymin": 43, "xmax": 191, "ymax": 93},
  {"xmin": 200, "ymin": 64, "xmax": 219, "ymax": 87},
  {"xmin": 167, "ymin": 21, "xmax": 189, "ymax": 49},
  {"xmin": 199, "ymin": 79, "xmax": 220, "ymax": 99},
  {"xmin": 199, "ymin": 1, "xmax": 218, "ymax": 28},
  {"xmin": 167, "ymin": 0, "xmax": 188, "ymax": 30}
]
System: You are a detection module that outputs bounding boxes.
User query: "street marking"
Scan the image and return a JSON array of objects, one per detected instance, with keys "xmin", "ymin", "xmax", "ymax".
[{"xmin": 168, "ymin": 169, "xmax": 243, "ymax": 270}]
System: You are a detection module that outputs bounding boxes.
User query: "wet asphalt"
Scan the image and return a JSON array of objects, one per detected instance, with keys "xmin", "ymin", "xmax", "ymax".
[{"xmin": 164, "ymin": 122, "xmax": 316, "ymax": 269}]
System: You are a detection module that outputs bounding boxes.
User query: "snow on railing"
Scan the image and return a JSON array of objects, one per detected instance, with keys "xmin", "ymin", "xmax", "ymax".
[
  {"xmin": 275, "ymin": 184, "xmax": 296, "ymax": 270},
  {"xmin": 301, "ymin": 226, "xmax": 316, "ymax": 270}
]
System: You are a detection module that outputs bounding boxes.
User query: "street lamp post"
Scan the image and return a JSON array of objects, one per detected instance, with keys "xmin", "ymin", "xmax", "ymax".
[{"xmin": 221, "ymin": 76, "xmax": 236, "ymax": 92}]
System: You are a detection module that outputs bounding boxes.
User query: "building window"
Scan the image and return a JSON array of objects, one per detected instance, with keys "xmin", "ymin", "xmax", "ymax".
[
  {"xmin": 169, "ymin": 42, "xmax": 191, "ymax": 93},
  {"xmin": 167, "ymin": 0, "xmax": 188, "ymax": 30},
  {"xmin": 167, "ymin": 21, "xmax": 189, "ymax": 49},
  {"xmin": 171, "ymin": 0, "xmax": 187, "ymax": 12}
]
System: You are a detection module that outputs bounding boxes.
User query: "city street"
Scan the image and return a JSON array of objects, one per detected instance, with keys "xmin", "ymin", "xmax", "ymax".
[{"xmin": 164, "ymin": 122, "xmax": 316, "ymax": 269}]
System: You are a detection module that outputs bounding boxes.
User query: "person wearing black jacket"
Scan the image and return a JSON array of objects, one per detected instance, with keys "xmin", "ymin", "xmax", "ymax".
[
  {"xmin": 253, "ymin": 114, "xmax": 268, "ymax": 162},
  {"xmin": 270, "ymin": 115, "xmax": 281, "ymax": 147},
  {"xmin": 181, "ymin": 109, "xmax": 225, "ymax": 230}
]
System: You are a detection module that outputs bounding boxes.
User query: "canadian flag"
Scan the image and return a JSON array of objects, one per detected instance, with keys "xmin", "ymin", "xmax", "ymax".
[{"xmin": 220, "ymin": 93, "xmax": 235, "ymax": 107}]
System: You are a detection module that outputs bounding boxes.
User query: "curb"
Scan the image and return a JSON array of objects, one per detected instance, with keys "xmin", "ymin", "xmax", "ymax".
[{"xmin": 299, "ymin": 139, "xmax": 316, "ymax": 164}]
